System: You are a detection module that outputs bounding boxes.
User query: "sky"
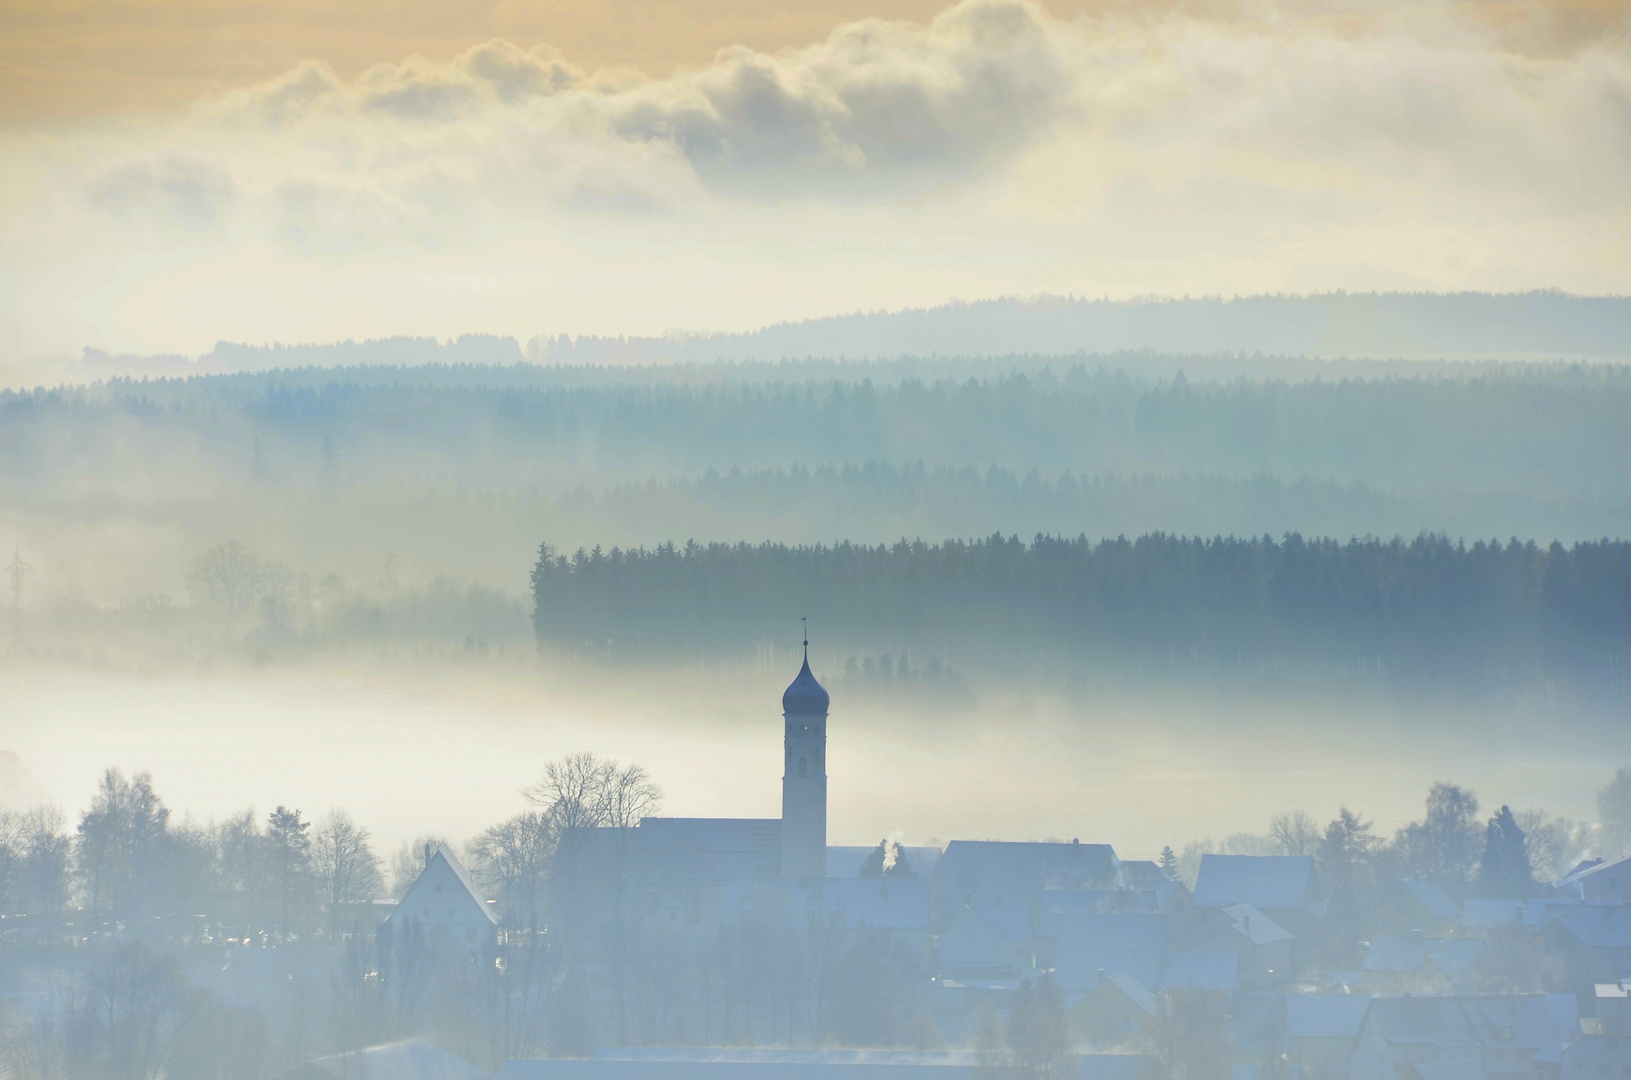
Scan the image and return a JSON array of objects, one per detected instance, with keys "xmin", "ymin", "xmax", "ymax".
[{"xmin": 2, "ymin": 0, "xmax": 1629, "ymax": 357}]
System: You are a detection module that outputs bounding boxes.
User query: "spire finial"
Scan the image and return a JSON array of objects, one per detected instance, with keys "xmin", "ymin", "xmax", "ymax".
[{"xmin": 802, "ymin": 615, "xmax": 808, "ymax": 659}]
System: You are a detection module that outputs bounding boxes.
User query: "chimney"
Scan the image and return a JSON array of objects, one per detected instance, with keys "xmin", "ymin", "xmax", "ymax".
[{"xmin": 424, "ymin": 842, "xmax": 432, "ymax": 869}]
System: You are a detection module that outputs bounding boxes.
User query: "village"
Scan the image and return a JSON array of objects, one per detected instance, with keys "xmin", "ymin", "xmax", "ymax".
[{"xmin": 122, "ymin": 653, "xmax": 1630, "ymax": 1080}]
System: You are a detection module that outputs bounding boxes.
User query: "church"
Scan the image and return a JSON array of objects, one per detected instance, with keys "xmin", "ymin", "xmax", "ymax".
[{"xmin": 550, "ymin": 641, "xmax": 936, "ymax": 953}]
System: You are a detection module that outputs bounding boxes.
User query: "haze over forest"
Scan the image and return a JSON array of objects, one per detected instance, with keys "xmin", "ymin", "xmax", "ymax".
[
  {"xmin": 4, "ymin": 0, "xmax": 1631, "ymax": 1067},
  {"xmin": 4, "ymin": 294, "xmax": 1631, "ymax": 860}
]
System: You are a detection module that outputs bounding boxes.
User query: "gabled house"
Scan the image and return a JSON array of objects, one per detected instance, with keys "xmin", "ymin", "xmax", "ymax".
[
  {"xmin": 1537, "ymin": 904, "xmax": 1631, "ymax": 993},
  {"xmin": 1556, "ymin": 856, "xmax": 1631, "ymax": 902},
  {"xmin": 1195, "ymin": 855, "xmax": 1319, "ymax": 912},
  {"xmin": 1194, "ymin": 855, "xmax": 1322, "ymax": 942},
  {"xmin": 386, "ymin": 844, "xmax": 497, "ymax": 961},
  {"xmin": 1370, "ymin": 879, "xmax": 1463, "ymax": 939},
  {"xmin": 1285, "ymin": 994, "xmax": 1369, "ymax": 1080},
  {"xmin": 1347, "ymin": 994, "xmax": 1579, "ymax": 1080},
  {"xmin": 1180, "ymin": 904, "xmax": 1294, "ymax": 989},
  {"xmin": 1558, "ymin": 1033, "xmax": 1631, "ymax": 1077},
  {"xmin": 1595, "ymin": 980, "xmax": 1631, "ymax": 1034},
  {"xmin": 1066, "ymin": 971, "xmax": 1158, "ymax": 1046},
  {"xmin": 937, "ymin": 899, "xmax": 1040, "ymax": 976}
]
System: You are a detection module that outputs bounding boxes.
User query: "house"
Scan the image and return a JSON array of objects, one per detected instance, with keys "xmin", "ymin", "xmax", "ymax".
[
  {"xmin": 928, "ymin": 841, "xmax": 1122, "ymax": 930},
  {"xmin": 1537, "ymin": 905, "xmax": 1631, "ymax": 993},
  {"xmin": 385, "ymin": 845, "xmax": 497, "ymax": 960},
  {"xmin": 1347, "ymin": 994, "xmax": 1579, "ymax": 1080},
  {"xmin": 1556, "ymin": 856, "xmax": 1631, "ymax": 902},
  {"xmin": 280, "ymin": 1039, "xmax": 488, "ymax": 1080},
  {"xmin": 1180, "ymin": 904, "xmax": 1293, "ymax": 989},
  {"xmin": 1558, "ymin": 1034, "xmax": 1631, "ymax": 1077},
  {"xmin": 1194, "ymin": 856, "xmax": 1319, "ymax": 912},
  {"xmin": 937, "ymin": 899, "xmax": 1039, "ymax": 976},
  {"xmin": 1596, "ymin": 980, "xmax": 1631, "ymax": 1034},
  {"xmin": 1054, "ymin": 914, "xmax": 1169, "ymax": 991},
  {"xmin": 1194, "ymin": 855, "xmax": 1322, "ymax": 942},
  {"xmin": 1066, "ymin": 971, "xmax": 1157, "ymax": 1046},
  {"xmin": 1284, "ymin": 994, "xmax": 1369, "ymax": 1080},
  {"xmin": 1370, "ymin": 879, "xmax": 1462, "ymax": 939}
]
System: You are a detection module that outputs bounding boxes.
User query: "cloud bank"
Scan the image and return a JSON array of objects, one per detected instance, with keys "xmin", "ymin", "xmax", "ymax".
[{"xmin": 2, "ymin": 0, "xmax": 1628, "ymax": 356}]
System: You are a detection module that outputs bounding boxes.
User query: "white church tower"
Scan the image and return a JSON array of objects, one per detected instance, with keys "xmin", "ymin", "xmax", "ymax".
[{"xmin": 780, "ymin": 627, "xmax": 829, "ymax": 879}]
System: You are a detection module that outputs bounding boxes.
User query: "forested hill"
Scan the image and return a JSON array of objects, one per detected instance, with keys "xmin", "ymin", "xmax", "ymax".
[
  {"xmin": 535, "ymin": 292, "xmax": 1631, "ymax": 364},
  {"xmin": 193, "ymin": 292, "xmax": 1631, "ymax": 375},
  {"xmin": 530, "ymin": 533, "xmax": 1631, "ymax": 696}
]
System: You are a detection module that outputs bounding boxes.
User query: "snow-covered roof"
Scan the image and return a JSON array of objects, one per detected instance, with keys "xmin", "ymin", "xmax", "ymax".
[
  {"xmin": 931, "ymin": 841, "xmax": 1122, "ymax": 905},
  {"xmin": 1399, "ymin": 877, "xmax": 1461, "ymax": 922},
  {"xmin": 1119, "ymin": 861, "xmax": 1174, "ymax": 888},
  {"xmin": 1285, "ymin": 994, "xmax": 1370, "ymax": 1039},
  {"xmin": 1095, "ymin": 971, "xmax": 1157, "ymax": 1015},
  {"xmin": 1222, "ymin": 904, "xmax": 1293, "ymax": 946},
  {"xmin": 1359, "ymin": 994, "xmax": 1578, "ymax": 1053},
  {"xmin": 1541, "ymin": 903, "xmax": 1631, "ymax": 948},
  {"xmin": 632, "ymin": 818, "xmax": 782, "ymax": 883},
  {"xmin": 1362, "ymin": 938, "xmax": 1485, "ymax": 980},
  {"xmin": 1557, "ymin": 854, "xmax": 1629, "ymax": 889},
  {"xmin": 393, "ymin": 845, "xmax": 497, "ymax": 926},
  {"xmin": 1193, "ymin": 855, "xmax": 1316, "ymax": 911}
]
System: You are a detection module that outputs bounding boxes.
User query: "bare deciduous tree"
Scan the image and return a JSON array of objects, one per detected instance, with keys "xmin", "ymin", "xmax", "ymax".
[
  {"xmin": 1269, "ymin": 811, "xmax": 1321, "ymax": 857},
  {"xmin": 1141, "ymin": 989, "xmax": 1234, "ymax": 1080},
  {"xmin": 312, "ymin": 809, "xmax": 384, "ymax": 932},
  {"xmin": 470, "ymin": 811, "xmax": 556, "ymax": 928},
  {"xmin": 187, "ymin": 541, "xmax": 265, "ymax": 611}
]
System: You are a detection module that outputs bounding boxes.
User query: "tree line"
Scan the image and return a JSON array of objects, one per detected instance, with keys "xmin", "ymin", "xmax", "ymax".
[
  {"xmin": 530, "ymin": 532, "xmax": 1631, "ymax": 693},
  {"xmin": 8, "ymin": 757, "xmax": 1631, "ymax": 1078},
  {"xmin": 7, "ymin": 362, "xmax": 1629, "ymax": 502}
]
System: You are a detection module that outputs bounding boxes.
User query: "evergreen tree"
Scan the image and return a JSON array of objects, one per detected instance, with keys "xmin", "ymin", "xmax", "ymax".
[
  {"xmin": 859, "ymin": 840, "xmax": 887, "ymax": 878},
  {"xmin": 266, "ymin": 805, "xmax": 313, "ymax": 933},
  {"xmin": 1159, "ymin": 846, "xmax": 1178, "ymax": 877},
  {"xmin": 886, "ymin": 842, "xmax": 916, "ymax": 878},
  {"xmin": 1477, "ymin": 805, "xmax": 1534, "ymax": 899}
]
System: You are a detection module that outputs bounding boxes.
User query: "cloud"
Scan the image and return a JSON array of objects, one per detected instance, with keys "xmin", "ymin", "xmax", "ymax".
[
  {"xmin": 2, "ymin": 0, "xmax": 1629, "ymax": 355},
  {"xmin": 85, "ymin": 153, "xmax": 239, "ymax": 232}
]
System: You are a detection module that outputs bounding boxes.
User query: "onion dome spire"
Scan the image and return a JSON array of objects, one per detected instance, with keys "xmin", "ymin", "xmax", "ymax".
[{"xmin": 782, "ymin": 616, "xmax": 829, "ymax": 715}]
